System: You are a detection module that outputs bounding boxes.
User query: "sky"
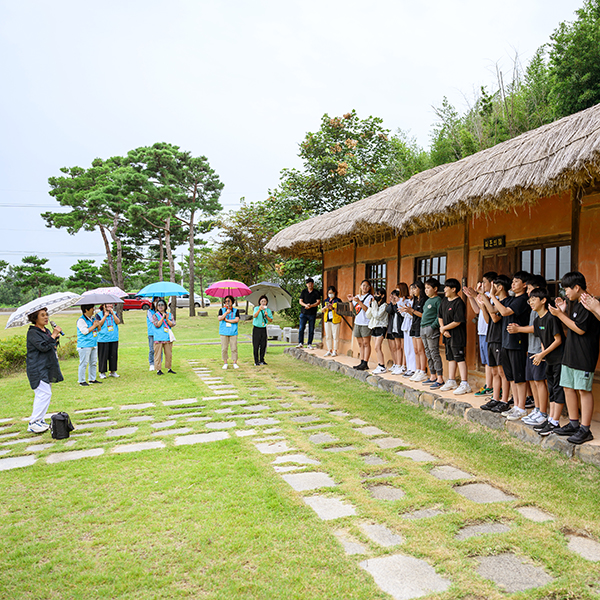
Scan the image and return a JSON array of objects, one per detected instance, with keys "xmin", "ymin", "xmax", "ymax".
[{"xmin": 0, "ymin": 0, "xmax": 584, "ymax": 278}]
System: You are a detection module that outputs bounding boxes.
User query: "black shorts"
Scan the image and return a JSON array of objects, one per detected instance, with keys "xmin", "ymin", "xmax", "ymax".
[
  {"xmin": 525, "ymin": 352, "xmax": 547, "ymax": 381},
  {"xmin": 546, "ymin": 363, "xmax": 565, "ymax": 404},
  {"xmin": 371, "ymin": 327, "xmax": 386, "ymax": 338},
  {"xmin": 385, "ymin": 332, "xmax": 401, "ymax": 340},
  {"xmin": 445, "ymin": 345, "xmax": 465, "ymax": 362},
  {"xmin": 500, "ymin": 348, "xmax": 527, "ymax": 383},
  {"xmin": 488, "ymin": 342, "xmax": 502, "ymax": 368}
]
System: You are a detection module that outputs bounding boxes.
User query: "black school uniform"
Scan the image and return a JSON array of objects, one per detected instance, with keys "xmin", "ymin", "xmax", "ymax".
[
  {"xmin": 500, "ymin": 293, "xmax": 530, "ymax": 383},
  {"xmin": 486, "ymin": 306, "xmax": 503, "ymax": 368},
  {"xmin": 438, "ymin": 296, "xmax": 466, "ymax": 362},
  {"xmin": 409, "ymin": 296, "xmax": 426, "ymax": 338},
  {"xmin": 533, "ymin": 311, "xmax": 565, "ymax": 404},
  {"xmin": 561, "ymin": 301, "xmax": 600, "ymax": 373}
]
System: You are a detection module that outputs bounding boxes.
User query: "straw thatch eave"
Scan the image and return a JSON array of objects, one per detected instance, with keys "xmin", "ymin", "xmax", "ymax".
[{"xmin": 266, "ymin": 103, "xmax": 600, "ymax": 259}]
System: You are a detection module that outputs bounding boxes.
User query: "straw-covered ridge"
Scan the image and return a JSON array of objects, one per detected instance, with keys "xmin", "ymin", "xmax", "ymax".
[{"xmin": 266, "ymin": 103, "xmax": 600, "ymax": 258}]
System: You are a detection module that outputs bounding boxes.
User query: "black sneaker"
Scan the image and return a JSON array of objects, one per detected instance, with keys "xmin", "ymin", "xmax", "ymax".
[
  {"xmin": 480, "ymin": 399, "xmax": 500, "ymax": 411},
  {"xmin": 168, "ymin": 369, "xmax": 177, "ymax": 374},
  {"xmin": 356, "ymin": 362, "xmax": 369, "ymax": 371},
  {"xmin": 156, "ymin": 370, "xmax": 164, "ymax": 376},
  {"xmin": 525, "ymin": 396, "xmax": 535, "ymax": 409},
  {"xmin": 89, "ymin": 380, "xmax": 102, "ymax": 384},
  {"xmin": 533, "ymin": 419, "xmax": 549, "ymax": 431},
  {"xmin": 567, "ymin": 426, "xmax": 594, "ymax": 445},
  {"xmin": 79, "ymin": 382, "xmax": 89, "ymax": 387},
  {"xmin": 491, "ymin": 401, "xmax": 510, "ymax": 413},
  {"xmin": 553, "ymin": 422, "xmax": 580, "ymax": 436},
  {"xmin": 259, "ymin": 361, "xmax": 267, "ymax": 365},
  {"xmin": 537, "ymin": 421, "xmax": 558, "ymax": 436},
  {"xmin": 353, "ymin": 362, "xmax": 363, "ymax": 370}
]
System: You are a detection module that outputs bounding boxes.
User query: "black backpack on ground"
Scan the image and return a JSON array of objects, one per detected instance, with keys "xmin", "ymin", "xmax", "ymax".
[{"xmin": 51, "ymin": 412, "xmax": 75, "ymax": 440}]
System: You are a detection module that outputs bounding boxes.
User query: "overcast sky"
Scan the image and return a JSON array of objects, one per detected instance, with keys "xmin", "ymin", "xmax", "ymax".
[{"xmin": 0, "ymin": 0, "xmax": 584, "ymax": 277}]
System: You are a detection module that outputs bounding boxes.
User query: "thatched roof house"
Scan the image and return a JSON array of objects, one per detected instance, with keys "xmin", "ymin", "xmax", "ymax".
[{"xmin": 267, "ymin": 103, "xmax": 600, "ymax": 258}]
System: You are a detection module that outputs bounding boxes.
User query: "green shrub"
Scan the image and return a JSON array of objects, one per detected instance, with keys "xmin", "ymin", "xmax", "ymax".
[
  {"xmin": 0, "ymin": 335, "xmax": 27, "ymax": 376},
  {"xmin": 57, "ymin": 337, "xmax": 78, "ymax": 360}
]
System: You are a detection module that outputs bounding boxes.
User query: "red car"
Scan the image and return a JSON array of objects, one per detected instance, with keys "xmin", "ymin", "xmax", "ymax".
[{"xmin": 123, "ymin": 294, "xmax": 152, "ymax": 311}]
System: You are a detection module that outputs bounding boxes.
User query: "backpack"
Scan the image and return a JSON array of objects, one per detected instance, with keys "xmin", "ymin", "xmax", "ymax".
[{"xmin": 51, "ymin": 412, "xmax": 75, "ymax": 440}]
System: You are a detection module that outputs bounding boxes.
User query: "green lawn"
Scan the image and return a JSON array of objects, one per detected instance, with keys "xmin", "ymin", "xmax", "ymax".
[{"xmin": 1, "ymin": 309, "xmax": 599, "ymax": 599}]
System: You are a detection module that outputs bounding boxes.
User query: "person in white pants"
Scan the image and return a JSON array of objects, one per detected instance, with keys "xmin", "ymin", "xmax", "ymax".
[
  {"xmin": 26, "ymin": 308, "xmax": 64, "ymax": 433},
  {"xmin": 399, "ymin": 294, "xmax": 417, "ymax": 376}
]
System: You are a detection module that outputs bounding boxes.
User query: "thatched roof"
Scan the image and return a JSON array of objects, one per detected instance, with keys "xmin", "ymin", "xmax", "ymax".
[{"xmin": 266, "ymin": 103, "xmax": 600, "ymax": 258}]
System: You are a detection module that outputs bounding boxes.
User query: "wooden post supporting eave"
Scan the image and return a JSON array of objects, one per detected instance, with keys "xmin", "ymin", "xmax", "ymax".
[
  {"xmin": 572, "ymin": 186, "xmax": 582, "ymax": 271},
  {"xmin": 462, "ymin": 217, "xmax": 470, "ymax": 288},
  {"xmin": 396, "ymin": 235, "xmax": 401, "ymax": 285}
]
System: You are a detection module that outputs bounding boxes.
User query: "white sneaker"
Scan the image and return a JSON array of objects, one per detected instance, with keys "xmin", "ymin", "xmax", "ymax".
[
  {"xmin": 296, "ymin": 343, "xmax": 303, "ymax": 349},
  {"xmin": 307, "ymin": 345, "xmax": 314, "ymax": 350},
  {"xmin": 389, "ymin": 365, "xmax": 401, "ymax": 375},
  {"xmin": 399, "ymin": 365, "xmax": 407, "ymax": 374},
  {"xmin": 528, "ymin": 411, "xmax": 547, "ymax": 426},
  {"xmin": 222, "ymin": 364, "xmax": 228, "ymax": 370},
  {"xmin": 371, "ymin": 365, "xmax": 387, "ymax": 375},
  {"xmin": 506, "ymin": 407, "xmax": 527, "ymax": 421},
  {"xmin": 439, "ymin": 380, "xmax": 458, "ymax": 392},
  {"xmin": 331, "ymin": 351, "xmax": 338, "ymax": 357},
  {"xmin": 98, "ymin": 373, "xmax": 107, "ymax": 379},
  {"xmin": 453, "ymin": 381, "xmax": 472, "ymax": 395},
  {"xmin": 109, "ymin": 372, "xmax": 120, "ymax": 378},
  {"xmin": 149, "ymin": 365, "xmax": 155, "ymax": 371},
  {"xmin": 233, "ymin": 364, "xmax": 239, "ymax": 369},
  {"xmin": 27, "ymin": 421, "xmax": 49, "ymax": 434},
  {"xmin": 412, "ymin": 371, "xmax": 429, "ymax": 383},
  {"xmin": 502, "ymin": 406, "xmax": 517, "ymax": 418},
  {"xmin": 522, "ymin": 408, "xmax": 539, "ymax": 425},
  {"xmin": 409, "ymin": 370, "xmax": 421, "ymax": 381},
  {"xmin": 323, "ymin": 351, "xmax": 332, "ymax": 357}
]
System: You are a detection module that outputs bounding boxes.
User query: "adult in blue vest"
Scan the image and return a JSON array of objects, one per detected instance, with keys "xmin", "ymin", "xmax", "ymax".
[
  {"xmin": 77, "ymin": 304, "xmax": 105, "ymax": 386},
  {"xmin": 96, "ymin": 303, "xmax": 121, "ymax": 379},
  {"xmin": 218, "ymin": 295, "xmax": 240, "ymax": 369},
  {"xmin": 152, "ymin": 298, "xmax": 176, "ymax": 376},
  {"xmin": 147, "ymin": 297, "xmax": 159, "ymax": 371}
]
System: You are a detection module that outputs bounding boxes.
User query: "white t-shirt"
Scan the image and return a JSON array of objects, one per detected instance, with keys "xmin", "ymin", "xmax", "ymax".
[
  {"xmin": 477, "ymin": 292, "xmax": 490, "ymax": 336},
  {"xmin": 399, "ymin": 298, "xmax": 413, "ymax": 333},
  {"xmin": 353, "ymin": 293, "xmax": 373, "ymax": 326}
]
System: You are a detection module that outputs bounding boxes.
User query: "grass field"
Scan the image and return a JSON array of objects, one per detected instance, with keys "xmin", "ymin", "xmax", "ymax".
[{"xmin": 1, "ymin": 308, "xmax": 599, "ymax": 599}]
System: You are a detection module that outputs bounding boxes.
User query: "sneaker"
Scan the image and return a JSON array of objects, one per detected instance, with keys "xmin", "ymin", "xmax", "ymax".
[
  {"xmin": 411, "ymin": 371, "xmax": 428, "ymax": 382},
  {"xmin": 480, "ymin": 399, "xmax": 500, "ymax": 411},
  {"xmin": 453, "ymin": 382, "xmax": 472, "ymax": 395},
  {"xmin": 533, "ymin": 418, "xmax": 549, "ymax": 431},
  {"xmin": 399, "ymin": 365, "xmax": 407, "ymax": 375},
  {"xmin": 222, "ymin": 364, "xmax": 228, "ymax": 370},
  {"xmin": 89, "ymin": 380, "xmax": 102, "ymax": 384},
  {"xmin": 474, "ymin": 386, "xmax": 488, "ymax": 396},
  {"xmin": 331, "ymin": 351, "xmax": 338, "ymax": 357},
  {"xmin": 307, "ymin": 345, "xmax": 314, "ymax": 350},
  {"xmin": 371, "ymin": 365, "xmax": 387, "ymax": 375},
  {"xmin": 525, "ymin": 396, "xmax": 535, "ymax": 409},
  {"xmin": 353, "ymin": 362, "xmax": 363, "ymax": 370},
  {"xmin": 439, "ymin": 380, "xmax": 458, "ymax": 392},
  {"xmin": 233, "ymin": 364, "xmax": 239, "ymax": 369},
  {"xmin": 296, "ymin": 343, "xmax": 303, "ymax": 349},
  {"xmin": 156, "ymin": 370, "xmax": 164, "ymax": 375},
  {"xmin": 491, "ymin": 401, "xmax": 511, "ymax": 413},
  {"xmin": 27, "ymin": 421, "xmax": 49, "ymax": 434},
  {"xmin": 484, "ymin": 386, "xmax": 494, "ymax": 396},
  {"xmin": 403, "ymin": 370, "xmax": 415, "ymax": 378},
  {"xmin": 524, "ymin": 411, "xmax": 547, "ymax": 427},
  {"xmin": 506, "ymin": 407, "xmax": 527, "ymax": 421},
  {"xmin": 149, "ymin": 365, "xmax": 155, "ymax": 371},
  {"xmin": 168, "ymin": 369, "xmax": 177, "ymax": 374},
  {"xmin": 501, "ymin": 406, "xmax": 517, "ymax": 418},
  {"xmin": 521, "ymin": 407, "xmax": 539, "ymax": 424},
  {"xmin": 537, "ymin": 421, "xmax": 557, "ymax": 436},
  {"xmin": 323, "ymin": 351, "xmax": 332, "ymax": 357},
  {"xmin": 356, "ymin": 362, "xmax": 369, "ymax": 371},
  {"xmin": 429, "ymin": 381, "xmax": 445, "ymax": 390},
  {"xmin": 259, "ymin": 361, "xmax": 267, "ymax": 365},
  {"xmin": 98, "ymin": 373, "xmax": 107, "ymax": 379},
  {"xmin": 79, "ymin": 382, "xmax": 89, "ymax": 387},
  {"xmin": 553, "ymin": 422, "xmax": 580, "ymax": 436},
  {"xmin": 109, "ymin": 372, "xmax": 120, "ymax": 378},
  {"xmin": 389, "ymin": 365, "xmax": 401, "ymax": 375},
  {"xmin": 567, "ymin": 426, "xmax": 594, "ymax": 445}
]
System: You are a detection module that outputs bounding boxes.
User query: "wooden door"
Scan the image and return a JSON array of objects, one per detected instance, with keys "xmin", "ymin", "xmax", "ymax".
[{"xmin": 481, "ymin": 248, "xmax": 515, "ymax": 278}]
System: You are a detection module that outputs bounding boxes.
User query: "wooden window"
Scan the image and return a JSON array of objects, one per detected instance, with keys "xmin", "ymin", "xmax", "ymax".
[
  {"xmin": 520, "ymin": 243, "xmax": 571, "ymax": 298},
  {"xmin": 365, "ymin": 262, "xmax": 387, "ymax": 291},
  {"xmin": 415, "ymin": 254, "xmax": 447, "ymax": 284}
]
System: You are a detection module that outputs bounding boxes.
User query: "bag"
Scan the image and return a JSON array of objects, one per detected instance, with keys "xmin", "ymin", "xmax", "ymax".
[
  {"xmin": 168, "ymin": 328, "xmax": 176, "ymax": 342},
  {"xmin": 51, "ymin": 412, "xmax": 75, "ymax": 440}
]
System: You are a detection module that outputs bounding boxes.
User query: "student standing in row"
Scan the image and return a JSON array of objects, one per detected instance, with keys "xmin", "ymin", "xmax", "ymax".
[
  {"xmin": 401, "ymin": 281, "xmax": 427, "ymax": 380},
  {"xmin": 321, "ymin": 286, "xmax": 342, "ymax": 357},
  {"xmin": 96, "ymin": 303, "xmax": 121, "ymax": 379},
  {"xmin": 348, "ymin": 279, "xmax": 374, "ymax": 371},
  {"xmin": 218, "ymin": 295, "xmax": 240, "ymax": 370},
  {"xmin": 252, "ymin": 295, "xmax": 273, "ymax": 366},
  {"xmin": 153, "ymin": 299, "xmax": 176, "ymax": 376},
  {"xmin": 386, "ymin": 289, "xmax": 405, "ymax": 374},
  {"xmin": 367, "ymin": 288, "xmax": 389, "ymax": 374},
  {"xmin": 77, "ymin": 304, "xmax": 105, "ymax": 386},
  {"xmin": 419, "ymin": 278, "xmax": 444, "ymax": 389},
  {"xmin": 297, "ymin": 278, "xmax": 321, "ymax": 350},
  {"xmin": 399, "ymin": 283, "xmax": 416, "ymax": 376}
]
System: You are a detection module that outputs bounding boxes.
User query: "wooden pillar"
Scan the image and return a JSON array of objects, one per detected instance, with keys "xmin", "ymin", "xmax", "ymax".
[
  {"xmin": 462, "ymin": 217, "xmax": 470, "ymax": 287},
  {"xmin": 572, "ymin": 186, "xmax": 582, "ymax": 271},
  {"xmin": 352, "ymin": 238, "xmax": 357, "ymax": 293},
  {"xmin": 396, "ymin": 234, "xmax": 401, "ymax": 285}
]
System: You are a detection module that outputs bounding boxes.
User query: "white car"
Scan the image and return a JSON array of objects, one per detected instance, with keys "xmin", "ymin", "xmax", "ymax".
[{"xmin": 171, "ymin": 294, "xmax": 211, "ymax": 308}]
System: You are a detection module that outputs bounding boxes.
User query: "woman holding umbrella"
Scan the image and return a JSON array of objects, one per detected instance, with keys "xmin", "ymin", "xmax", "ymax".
[
  {"xmin": 218, "ymin": 295, "xmax": 240, "ymax": 369},
  {"xmin": 96, "ymin": 303, "xmax": 121, "ymax": 379},
  {"xmin": 152, "ymin": 298, "xmax": 176, "ymax": 376},
  {"xmin": 26, "ymin": 308, "xmax": 64, "ymax": 433},
  {"xmin": 252, "ymin": 295, "xmax": 273, "ymax": 366}
]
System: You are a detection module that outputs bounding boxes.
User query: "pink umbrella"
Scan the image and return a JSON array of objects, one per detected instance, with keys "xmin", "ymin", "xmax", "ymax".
[
  {"xmin": 83, "ymin": 286, "xmax": 128, "ymax": 298},
  {"xmin": 205, "ymin": 279, "xmax": 252, "ymax": 298}
]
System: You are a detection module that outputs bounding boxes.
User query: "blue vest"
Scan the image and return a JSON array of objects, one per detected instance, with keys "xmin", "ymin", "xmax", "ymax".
[
  {"xmin": 96, "ymin": 312, "xmax": 119, "ymax": 343},
  {"xmin": 152, "ymin": 312, "xmax": 174, "ymax": 342},
  {"xmin": 146, "ymin": 309, "xmax": 156, "ymax": 336},
  {"xmin": 77, "ymin": 315, "xmax": 98, "ymax": 348},
  {"xmin": 219, "ymin": 308, "xmax": 239, "ymax": 336}
]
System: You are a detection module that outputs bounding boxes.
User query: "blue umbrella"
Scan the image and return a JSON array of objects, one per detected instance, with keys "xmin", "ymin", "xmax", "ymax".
[{"xmin": 136, "ymin": 282, "xmax": 189, "ymax": 297}]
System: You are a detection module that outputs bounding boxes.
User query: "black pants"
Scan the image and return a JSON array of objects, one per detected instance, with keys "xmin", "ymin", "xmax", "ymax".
[
  {"xmin": 98, "ymin": 341, "xmax": 119, "ymax": 373},
  {"xmin": 253, "ymin": 327, "xmax": 267, "ymax": 364}
]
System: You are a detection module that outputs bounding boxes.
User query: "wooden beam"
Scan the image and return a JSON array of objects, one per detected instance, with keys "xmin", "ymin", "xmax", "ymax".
[
  {"xmin": 462, "ymin": 218, "xmax": 470, "ymax": 287},
  {"xmin": 572, "ymin": 186, "xmax": 582, "ymax": 271},
  {"xmin": 396, "ymin": 235, "xmax": 401, "ymax": 285}
]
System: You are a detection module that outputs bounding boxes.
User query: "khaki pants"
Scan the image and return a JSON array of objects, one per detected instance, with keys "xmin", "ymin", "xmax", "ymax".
[
  {"xmin": 221, "ymin": 335, "xmax": 238, "ymax": 364},
  {"xmin": 154, "ymin": 341, "xmax": 173, "ymax": 371},
  {"xmin": 324, "ymin": 321, "xmax": 340, "ymax": 352}
]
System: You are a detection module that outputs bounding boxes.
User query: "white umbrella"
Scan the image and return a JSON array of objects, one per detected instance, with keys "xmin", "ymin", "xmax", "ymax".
[
  {"xmin": 246, "ymin": 282, "xmax": 292, "ymax": 312},
  {"xmin": 82, "ymin": 286, "xmax": 127, "ymax": 298},
  {"xmin": 5, "ymin": 292, "xmax": 81, "ymax": 329}
]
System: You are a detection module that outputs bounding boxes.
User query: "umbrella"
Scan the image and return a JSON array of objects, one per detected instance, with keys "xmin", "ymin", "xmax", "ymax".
[
  {"xmin": 205, "ymin": 279, "xmax": 252, "ymax": 298},
  {"xmin": 246, "ymin": 282, "xmax": 292, "ymax": 311},
  {"xmin": 73, "ymin": 293, "xmax": 124, "ymax": 306},
  {"xmin": 5, "ymin": 292, "xmax": 81, "ymax": 329},
  {"xmin": 136, "ymin": 282, "xmax": 189, "ymax": 297},
  {"xmin": 82, "ymin": 286, "xmax": 127, "ymax": 298}
]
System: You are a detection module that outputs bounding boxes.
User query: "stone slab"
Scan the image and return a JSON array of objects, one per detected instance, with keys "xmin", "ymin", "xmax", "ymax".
[
  {"xmin": 205, "ymin": 421, "xmax": 237, "ymax": 430},
  {"xmin": 0, "ymin": 418, "xmax": 13, "ymax": 424},
  {"xmin": 152, "ymin": 427, "xmax": 192, "ymax": 436},
  {"xmin": 203, "ymin": 395, "xmax": 239, "ymax": 401},
  {"xmin": 281, "ymin": 472, "xmax": 337, "ymax": 491},
  {"xmin": 106, "ymin": 427, "xmax": 139, "ymax": 437},
  {"xmin": 356, "ymin": 426, "xmax": 387, "ymax": 436},
  {"xmin": 310, "ymin": 402, "xmax": 332, "ymax": 408},
  {"xmin": 0, "ymin": 432, "xmax": 19, "ymax": 439},
  {"xmin": 73, "ymin": 407, "xmax": 113, "ymax": 414},
  {"xmin": 79, "ymin": 416, "xmax": 111, "ymax": 423},
  {"xmin": 303, "ymin": 495, "xmax": 357, "ymax": 520},
  {"xmin": 330, "ymin": 411, "xmax": 349, "ymax": 417},
  {"xmin": 515, "ymin": 506, "xmax": 555, "ymax": 522},
  {"xmin": 163, "ymin": 398, "xmax": 198, "ymax": 406},
  {"xmin": 187, "ymin": 417, "xmax": 212, "ymax": 422},
  {"xmin": 64, "ymin": 440, "xmax": 77, "ymax": 447},
  {"xmin": 359, "ymin": 554, "xmax": 451, "ymax": 600},
  {"xmin": 359, "ymin": 523, "xmax": 404, "ymax": 547},
  {"xmin": 129, "ymin": 416, "xmax": 154, "ymax": 423},
  {"xmin": 430, "ymin": 465, "xmax": 473, "ymax": 480},
  {"xmin": 206, "ymin": 389, "xmax": 239, "ymax": 395},
  {"xmin": 272, "ymin": 454, "xmax": 320, "ymax": 465},
  {"xmin": 264, "ymin": 427, "xmax": 281, "ymax": 433},
  {"xmin": 368, "ymin": 485, "xmax": 405, "ymax": 501},
  {"xmin": 77, "ymin": 421, "xmax": 118, "ymax": 430},
  {"xmin": 221, "ymin": 400, "xmax": 247, "ymax": 406},
  {"xmin": 455, "ymin": 483, "xmax": 517, "ymax": 503},
  {"xmin": 300, "ymin": 424, "xmax": 334, "ymax": 431},
  {"xmin": 276, "ymin": 386, "xmax": 297, "ymax": 390},
  {"xmin": 245, "ymin": 418, "xmax": 279, "ymax": 426},
  {"xmin": 215, "ymin": 408, "xmax": 234, "ymax": 414},
  {"xmin": 475, "ymin": 553, "xmax": 553, "ymax": 592},
  {"xmin": 333, "ymin": 530, "xmax": 368, "ymax": 555},
  {"xmin": 279, "ymin": 402, "xmax": 293, "ymax": 408},
  {"xmin": 567, "ymin": 535, "xmax": 600, "ymax": 561},
  {"xmin": 291, "ymin": 415, "xmax": 321, "ymax": 423},
  {"xmin": 374, "ymin": 437, "xmax": 408, "ymax": 449},
  {"xmin": 324, "ymin": 446, "xmax": 356, "ymax": 453},
  {"xmin": 235, "ymin": 429, "xmax": 258, "ymax": 437},
  {"xmin": 1, "ymin": 437, "xmax": 39, "ymax": 447},
  {"xmin": 46, "ymin": 448, "xmax": 104, "ymax": 464},
  {"xmin": 152, "ymin": 420, "xmax": 177, "ymax": 429},
  {"xmin": 244, "ymin": 405, "xmax": 271, "ymax": 412},
  {"xmin": 120, "ymin": 402, "xmax": 155, "ymax": 410},
  {"xmin": 254, "ymin": 436, "xmax": 285, "ymax": 442},
  {"xmin": 254, "ymin": 441, "xmax": 295, "ymax": 454},
  {"xmin": 456, "ymin": 523, "xmax": 511, "ymax": 540},
  {"xmin": 26, "ymin": 443, "xmax": 55, "ymax": 452},
  {"xmin": 363, "ymin": 455, "xmax": 387, "ymax": 465},
  {"xmin": 0, "ymin": 455, "xmax": 37, "ymax": 470},
  {"xmin": 397, "ymin": 449, "xmax": 438, "ymax": 462},
  {"xmin": 174, "ymin": 432, "xmax": 230, "ymax": 445},
  {"xmin": 207, "ymin": 385, "xmax": 236, "ymax": 390},
  {"xmin": 401, "ymin": 508, "xmax": 444, "ymax": 520},
  {"xmin": 273, "ymin": 465, "xmax": 304, "ymax": 473},
  {"xmin": 349, "ymin": 418, "xmax": 368, "ymax": 425},
  {"xmin": 309, "ymin": 433, "xmax": 338, "ymax": 444},
  {"xmin": 112, "ymin": 441, "xmax": 166, "ymax": 454},
  {"xmin": 0, "ymin": 449, "xmax": 10, "ymax": 456}
]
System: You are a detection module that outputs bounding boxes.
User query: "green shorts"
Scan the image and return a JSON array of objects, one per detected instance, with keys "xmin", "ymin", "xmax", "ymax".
[
  {"xmin": 353, "ymin": 324, "xmax": 372, "ymax": 338},
  {"xmin": 559, "ymin": 365, "xmax": 594, "ymax": 392}
]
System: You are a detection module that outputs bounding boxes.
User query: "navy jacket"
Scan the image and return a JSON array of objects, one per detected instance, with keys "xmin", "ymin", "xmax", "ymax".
[{"xmin": 26, "ymin": 326, "xmax": 64, "ymax": 390}]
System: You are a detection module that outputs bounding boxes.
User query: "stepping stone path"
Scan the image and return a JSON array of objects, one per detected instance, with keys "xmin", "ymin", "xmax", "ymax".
[{"xmin": 0, "ymin": 360, "xmax": 593, "ymax": 599}]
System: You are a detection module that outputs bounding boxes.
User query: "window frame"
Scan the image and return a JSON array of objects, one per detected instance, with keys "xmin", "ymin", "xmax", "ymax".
[
  {"xmin": 365, "ymin": 262, "xmax": 387, "ymax": 292},
  {"xmin": 414, "ymin": 254, "xmax": 447, "ymax": 285},
  {"xmin": 519, "ymin": 242, "xmax": 571, "ymax": 298}
]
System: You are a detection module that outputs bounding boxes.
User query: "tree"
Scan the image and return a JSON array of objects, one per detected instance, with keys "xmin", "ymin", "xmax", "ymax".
[
  {"xmin": 549, "ymin": 0, "xmax": 600, "ymax": 118},
  {"xmin": 13, "ymin": 256, "xmax": 62, "ymax": 298},
  {"xmin": 68, "ymin": 259, "xmax": 102, "ymax": 291}
]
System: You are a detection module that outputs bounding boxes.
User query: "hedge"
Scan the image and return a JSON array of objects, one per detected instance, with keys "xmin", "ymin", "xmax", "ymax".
[{"xmin": 0, "ymin": 335, "xmax": 78, "ymax": 377}]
